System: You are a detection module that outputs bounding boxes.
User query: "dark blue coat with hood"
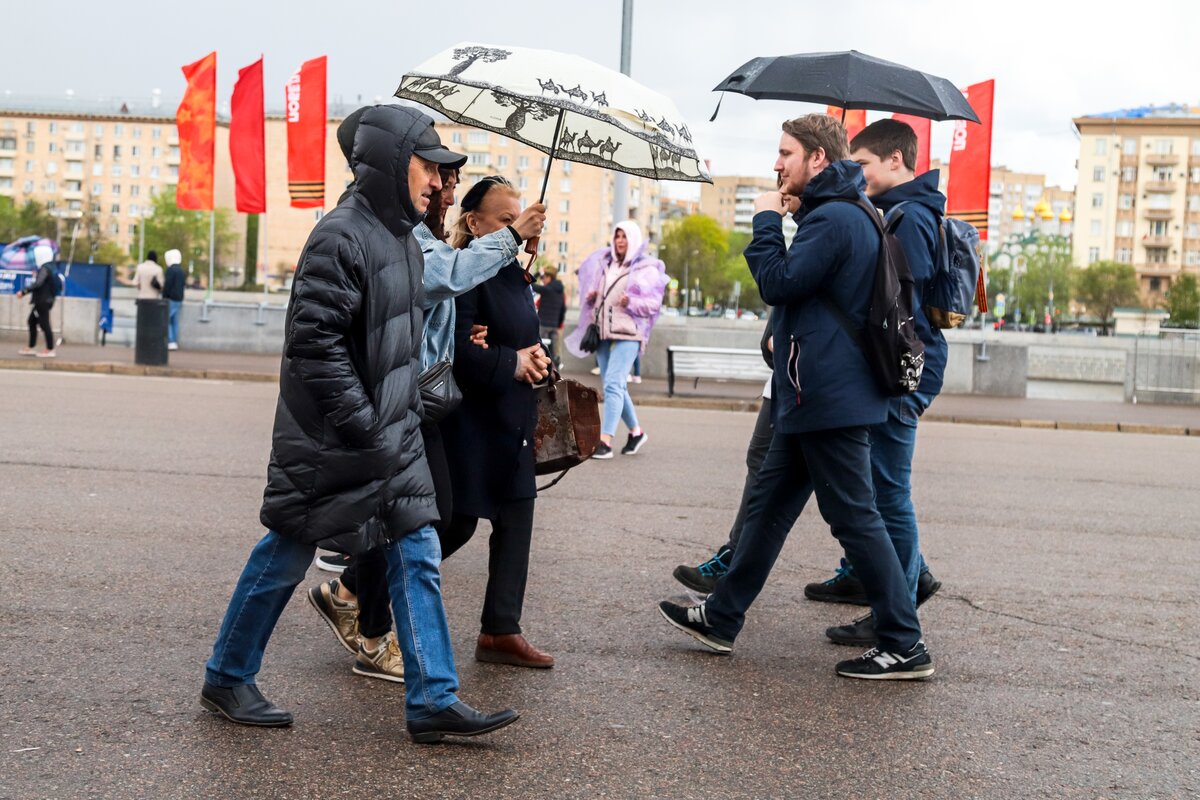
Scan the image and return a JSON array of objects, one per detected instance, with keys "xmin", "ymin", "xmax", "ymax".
[
  {"xmin": 259, "ymin": 105, "xmax": 437, "ymax": 554},
  {"xmin": 745, "ymin": 160, "xmax": 888, "ymax": 434},
  {"xmin": 873, "ymin": 169, "xmax": 948, "ymax": 398}
]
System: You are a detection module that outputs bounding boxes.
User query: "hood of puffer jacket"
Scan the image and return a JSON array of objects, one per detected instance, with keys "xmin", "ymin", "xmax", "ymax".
[
  {"xmin": 346, "ymin": 104, "xmax": 433, "ymax": 237},
  {"xmin": 611, "ymin": 219, "xmax": 646, "ymax": 265}
]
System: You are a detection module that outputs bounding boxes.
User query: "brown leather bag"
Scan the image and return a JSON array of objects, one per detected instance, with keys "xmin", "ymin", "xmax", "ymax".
[{"xmin": 533, "ymin": 372, "xmax": 600, "ymax": 488}]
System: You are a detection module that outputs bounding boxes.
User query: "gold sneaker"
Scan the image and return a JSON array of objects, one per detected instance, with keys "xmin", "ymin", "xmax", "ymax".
[
  {"xmin": 352, "ymin": 631, "xmax": 406, "ymax": 684},
  {"xmin": 307, "ymin": 579, "xmax": 360, "ymax": 654}
]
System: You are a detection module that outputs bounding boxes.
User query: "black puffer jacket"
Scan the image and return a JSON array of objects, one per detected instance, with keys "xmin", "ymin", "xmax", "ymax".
[{"xmin": 259, "ymin": 105, "xmax": 436, "ymax": 554}]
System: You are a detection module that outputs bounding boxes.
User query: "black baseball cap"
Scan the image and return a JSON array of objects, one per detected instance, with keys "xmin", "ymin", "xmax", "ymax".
[{"xmin": 413, "ymin": 126, "xmax": 467, "ymax": 169}]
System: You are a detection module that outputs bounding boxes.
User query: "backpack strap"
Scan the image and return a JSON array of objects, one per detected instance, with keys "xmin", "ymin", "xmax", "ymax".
[{"xmin": 818, "ymin": 194, "xmax": 886, "ymax": 351}]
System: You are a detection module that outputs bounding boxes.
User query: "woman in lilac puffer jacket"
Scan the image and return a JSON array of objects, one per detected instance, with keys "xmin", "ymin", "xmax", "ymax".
[{"xmin": 565, "ymin": 220, "xmax": 667, "ymax": 459}]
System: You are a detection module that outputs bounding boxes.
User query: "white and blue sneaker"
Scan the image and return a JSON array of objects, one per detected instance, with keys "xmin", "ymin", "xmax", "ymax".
[{"xmin": 835, "ymin": 640, "xmax": 934, "ymax": 680}]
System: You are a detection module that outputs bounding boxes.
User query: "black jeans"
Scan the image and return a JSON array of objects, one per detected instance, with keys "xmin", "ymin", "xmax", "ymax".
[
  {"xmin": 705, "ymin": 426, "xmax": 922, "ymax": 653},
  {"xmin": 723, "ymin": 396, "xmax": 774, "ymax": 552},
  {"xmin": 341, "ymin": 422, "xmax": 453, "ymax": 639},
  {"xmin": 28, "ymin": 302, "xmax": 54, "ymax": 350},
  {"xmin": 442, "ymin": 498, "xmax": 536, "ymax": 636}
]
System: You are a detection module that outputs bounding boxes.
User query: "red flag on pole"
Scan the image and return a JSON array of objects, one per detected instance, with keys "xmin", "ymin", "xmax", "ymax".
[
  {"xmin": 176, "ymin": 52, "xmax": 216, "ymax": 211},
  {"xmin": 891, "ymin": 113, "xmax": 932, "ymax": 175},
  {"xmin": 826, "ymin": 106, "xmax": 867, "ymax": 141},
  {"xmin": 946, "ymin": 80, "xmax": 995, "ymax": 240},
  {"xmin": 230, "ymin": 57, "xmax": 266, "ymax": 214},
  {"xmin": 286, "ymin": 56, "xmax": 327, "ymax": 208}
]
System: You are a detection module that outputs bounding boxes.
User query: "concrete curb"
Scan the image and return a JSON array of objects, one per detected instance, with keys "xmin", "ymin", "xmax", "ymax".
[{"xmin": 5, "ymin": 359, "xmax": 1198, "ymax": 436}]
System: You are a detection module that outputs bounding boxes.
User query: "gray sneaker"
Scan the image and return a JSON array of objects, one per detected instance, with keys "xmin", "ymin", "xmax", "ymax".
[{"xmin": 307, "ymin": 580, "xmax": 360, "ymax": 654}]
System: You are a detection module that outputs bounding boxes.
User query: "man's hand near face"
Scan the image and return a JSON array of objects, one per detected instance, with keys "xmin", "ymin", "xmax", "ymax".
[{"xmin": 753, "ymin": 191, "xmax": 787, "ymax": 216}]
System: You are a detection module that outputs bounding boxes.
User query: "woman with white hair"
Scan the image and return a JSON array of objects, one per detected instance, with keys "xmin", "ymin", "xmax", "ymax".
[{"xmin": 162, "ymin": 249, "xmax": 186, "ymax": 350}]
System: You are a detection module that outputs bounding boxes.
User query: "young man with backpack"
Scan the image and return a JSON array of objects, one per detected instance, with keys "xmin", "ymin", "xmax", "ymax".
[
  {"xmin": 658, "ymin": 114, "xmax": 932, "ymax": 680},
  {"xmin": 813, "ymin": 119, "xmax": 950, "ymax": 646}
]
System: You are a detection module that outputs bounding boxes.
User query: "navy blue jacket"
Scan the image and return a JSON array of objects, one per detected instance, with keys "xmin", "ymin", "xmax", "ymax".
[
  {"xmin": 441, "ymin": 261, "xmax": 540, "ymax": 519},
  {"xmin": 745, "ymin": 160, "xmax": 887, "ymax": 434},
  {"xmin": 162, "ymin": 264, "xmax": 186, "ymax": 302},
  {"xmin": 874, "ymin": 170, "xmax": 947, "ymax": 397}
]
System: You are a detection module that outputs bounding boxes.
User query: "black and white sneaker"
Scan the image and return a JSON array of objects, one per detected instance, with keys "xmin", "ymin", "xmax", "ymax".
[
  {"xmin": 835, "ymin": 641, "xmax": 934, "ymax": 680},
  {"xmin": 315, "ymin": 553, "xmax": 352, "ymax": 573},
  {"xmin": 657, "ymin": 601, "xmax": 733, "ymax": 653},
  {"xmin": 592, "ymin": 441, "xmax": 614, "ymax": 460},
  {"xmin": 620, "ymin": 431, "xmax": 648, "ymax": 455}
]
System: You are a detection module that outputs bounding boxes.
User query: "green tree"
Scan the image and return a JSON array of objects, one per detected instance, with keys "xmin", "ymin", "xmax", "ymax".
[
  {"xmin": 142, "ymin": 187, "xmax": 236, "ymax": 287},
  {"xmin": 1075, "ymin": 260, "xmax": 1140, "ymax": 335},
  {"xmin": 243, "ymin": 214, "xmax": 260, "ymax": 288},
  {"xmin": 724, "ymin": 229, "xmax": 763, "ymax": 311},
  {"xmin": 0, "ymin": 197, "xmax": 56, "ymax": 242},
  {"xmin": 658, "ymin": 214, "xmax": 729, "ymax": 308},
  {"xmin": 1163, "ymin": 273, "xmax": 1199, "ymax": 328},
  {"xmin": 985, "ymin": 265, "xmax": 1011, "ymax": 317}
]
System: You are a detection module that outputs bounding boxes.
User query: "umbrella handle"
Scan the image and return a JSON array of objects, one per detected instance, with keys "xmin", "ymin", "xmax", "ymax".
[{"xmin": 525, "ymin": 107, "xmax": 566, "ymax": 281}]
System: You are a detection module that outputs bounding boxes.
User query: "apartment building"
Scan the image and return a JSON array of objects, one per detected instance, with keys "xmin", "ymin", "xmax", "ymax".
[
  {"xmin": 1073, "ymin": 105, "xmax": 1200, "ymax": 303},
  {"xmin": 699, "ymin": 174, "xmax": 777, "ymax": 233},
  {"xmin": 929, "ymin": 159, "xmax": 1074, "ymax": 249}
]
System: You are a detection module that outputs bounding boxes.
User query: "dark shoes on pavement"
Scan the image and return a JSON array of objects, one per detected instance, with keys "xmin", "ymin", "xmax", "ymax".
[
  {"xmin": 804, "ymin": 558, "xmax": 869, "ymax": 605},
  {"xmin": 621, "ymin": 431, "xmax": 648, "ymax": 455},
  {"xmin": 315, "ymin": 552, "xmax": 352, "ymax": 573},
  {"xmin": 825, "ymin": 570, "xmax": 944, "ymax": 647},
  {"xmin": 835, "ymin": 641, "xmax": 935, "ymax": 680},
  {"xmin": 475, "ymin": 633, "xmax": 555, "ymax": 668},
  {"xmin": 407, "ymin": 701, "xmax": 520, "ymax": 744},
  {"xmin": 591, "ymin": 441, "xmax": 614, "ymax": 459},
  {"xmin": 672, "ymin": 545, "xmax": 733, "ymax": 594},
  {"xmin": 200, "ymin": 683, "xmax": 293, "ymax": 727},
  {"xmin": 657, "ymin": 600, "xmax": 733, "ymax": 653}
]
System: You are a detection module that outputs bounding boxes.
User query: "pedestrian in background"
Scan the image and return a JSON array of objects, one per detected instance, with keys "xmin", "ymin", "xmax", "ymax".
[
  {"xmin": 162, "ymin": 249, "xmax": 186, "ymax": 351},
  {"xmin": 16, "ymin": 244, "xmax": 58, "ymax": 358},
  {"xmin": 132, "ymin": 250, "xmax": 163, "ymax": 299},
  {"xmin": 532, "ymin": 265, "xmax": 566, "ymax": 366}
]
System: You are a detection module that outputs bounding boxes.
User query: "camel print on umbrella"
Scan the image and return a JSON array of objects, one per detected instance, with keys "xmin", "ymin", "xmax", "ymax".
[{"xmin": 448, "ymin": 46, "xmax": 512, "ymax": 77}]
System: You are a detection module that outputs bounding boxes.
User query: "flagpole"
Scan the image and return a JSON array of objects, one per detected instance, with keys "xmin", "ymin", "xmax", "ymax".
[
  {"xmin": 261, "ymin": 212, "xmax": 269, "ymax": 301},
  {"xmin": 207, "ymin": 209, "xmax": 215, "ymax": 299}
]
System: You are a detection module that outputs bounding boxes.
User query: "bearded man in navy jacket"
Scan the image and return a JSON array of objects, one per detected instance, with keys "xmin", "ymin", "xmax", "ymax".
[{"xmin": 659, "ymin": 114, "xmax": 933, "ymax": 680}]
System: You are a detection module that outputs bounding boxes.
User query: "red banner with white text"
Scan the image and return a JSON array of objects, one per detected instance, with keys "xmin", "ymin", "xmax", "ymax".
[
  {"xmin": 891, "ymin": 113, "xmax": 932, "ymax": 175},
  {"xmin": 230, "ymin": 57, "xmax": 266, "ymax": 213},
  {"xmin": 946, "ymin": 80, "xmax": 994, "ymax": 239},
  {"xmin": 176, "ymin": 52, "xmax": 216, "ymax": 211},
  {"xmin": 286, "ymin": 56, "xmax": 327, "ymax": 208}
]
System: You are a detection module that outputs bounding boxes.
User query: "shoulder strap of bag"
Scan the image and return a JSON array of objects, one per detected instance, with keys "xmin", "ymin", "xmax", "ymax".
[
  {"xmin": 537, "ymin": 468, "xmax": 573, "ymax": 492},
  {"xmin": 818, "ymin": 195, "xmax": 884, "ymax": 351},
  {"xmin": 592, "ymin": 265, "xmax": 630, "ymax": 323}
]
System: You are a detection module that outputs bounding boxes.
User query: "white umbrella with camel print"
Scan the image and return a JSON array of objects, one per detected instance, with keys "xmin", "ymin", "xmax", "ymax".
[{"xmin": 395, "ymin": 42, "xmax": 712, "ymax": 191}]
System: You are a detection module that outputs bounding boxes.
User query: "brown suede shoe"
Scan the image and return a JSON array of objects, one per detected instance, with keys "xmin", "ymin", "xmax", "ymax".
[{"xmin": 475, "ymin": 633, "xmax": 555, "ymax": 669}]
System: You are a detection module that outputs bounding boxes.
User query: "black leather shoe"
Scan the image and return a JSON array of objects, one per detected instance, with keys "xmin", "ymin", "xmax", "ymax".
[
  {"xmin": 826, "ymin": 575, "xmax": 943, "ymax": 647},
  {"xmin": 407, "ymin": 701, "xmax": 519, "ymax": 744},
  {"xmin": 200, "ymin": 683, "xmax": 293, "ymax": 727},
  {"xmin": 917, "ymin": 570, "xmax": 942, "ymax": 605}
]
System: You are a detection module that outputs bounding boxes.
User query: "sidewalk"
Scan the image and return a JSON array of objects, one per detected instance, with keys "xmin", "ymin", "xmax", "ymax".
[{"xmin": 3, "ymin": 341, "xmax": 1199, "ymax": 434}]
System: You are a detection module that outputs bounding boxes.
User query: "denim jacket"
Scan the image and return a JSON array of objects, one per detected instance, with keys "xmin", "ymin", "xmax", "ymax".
[{"xmin": 417, "ymin": 224, "xmax": 520, "ymax": 369}]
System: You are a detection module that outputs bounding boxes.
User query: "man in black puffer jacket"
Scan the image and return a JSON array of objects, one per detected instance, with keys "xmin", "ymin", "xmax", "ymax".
[{"xmin": 202, "ymin": 105, "xmax": 519, "ymax": 744}]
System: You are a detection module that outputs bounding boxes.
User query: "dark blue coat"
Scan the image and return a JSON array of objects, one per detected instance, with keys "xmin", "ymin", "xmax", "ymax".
[
  {"xmin": 746, "ymin": 160, "xmax": 887, "ymax": 434},
  {"xmin": 874, "ymin": 170, "xmax": 948, "ymax": 397},
  {"xmin": 441, "ymin": 262, "xmax": 540, "ymax": 519}
]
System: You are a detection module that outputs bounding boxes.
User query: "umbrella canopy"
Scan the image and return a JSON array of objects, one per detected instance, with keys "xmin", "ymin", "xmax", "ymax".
[
  {"xmin": 712, "ymin": 50, "xmax": 980, "ymax": 123},
  {"xmin": 0, "ymin": 236, "xmax": 59, "ymax": 271},
  {"xmin": 396, "ymin": 42, "xmax": 711, "ymax": 185}
]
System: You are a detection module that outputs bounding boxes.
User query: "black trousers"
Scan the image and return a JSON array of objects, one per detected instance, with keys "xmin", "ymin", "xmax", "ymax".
[
  {"xmin": 341, "ymin": 422, "xmax": 453, "ymax": 639},
  {"xmin": 705, "ymin": 426, "xmax": 922, "ymax": 653},
  {"xmin": 441, "ymin": 498, "xmax": 535, "ymax": 636},
  {"xmin": 723, "ymin": 396, "xmax": 774, "ymax": 552},
  {"xmin": 28, "ymin": 303, "xmax": 54, "ymax": 350}
]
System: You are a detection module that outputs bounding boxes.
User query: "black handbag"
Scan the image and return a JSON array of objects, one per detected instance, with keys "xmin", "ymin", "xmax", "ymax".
[{"xmin": 417, "ymin": 359, "xmax": 462, "ymax": 424}]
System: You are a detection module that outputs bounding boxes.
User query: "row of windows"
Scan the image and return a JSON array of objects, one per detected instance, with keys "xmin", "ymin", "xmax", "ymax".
[
  {"xmin": 1094, "ymin": 192, "xmax": 1200, "ymax": 210},
  {"xmin": 1096, "ymin": 247, "xmax": 1200, "ymax": 265},
  {"xmin": 16, "ymin": 159, "xmax": 169, "ymax": 179},
  {"xmin": 1095, "ymin": 137, "xmax": 1200, "ymax": 156},
  {"xmin": 2, "ymin": 121, "xmax": 166, "ymax": 139}
]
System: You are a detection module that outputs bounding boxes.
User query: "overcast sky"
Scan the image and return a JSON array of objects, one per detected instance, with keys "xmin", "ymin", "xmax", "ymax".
[{"xmin": 7, "ymin": 0, "xmax": 1198, "ymax": 195}]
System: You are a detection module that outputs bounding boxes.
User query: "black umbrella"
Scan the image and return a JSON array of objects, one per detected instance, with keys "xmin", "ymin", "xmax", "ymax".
[{"xmin": 711, "ymin": 50, "xmax": 980, "ymax": 123}]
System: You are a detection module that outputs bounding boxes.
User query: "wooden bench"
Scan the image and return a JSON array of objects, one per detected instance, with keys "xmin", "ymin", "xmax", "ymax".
[{"xmin": 666, "ymin": 346, "xmax": 772, "ymax": 396}]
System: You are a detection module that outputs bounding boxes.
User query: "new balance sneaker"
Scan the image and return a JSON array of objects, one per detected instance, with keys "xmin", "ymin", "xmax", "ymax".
[
  {"xmin": 307, "ymin": 580, "xmax": 360, "ymax": 654},
  {"xmin": 657, "ymin": 601, "xmax": 733, "ymax": 653},
  {"xmin": 804, "ymin": 559, "xmax": 868, "ymax": 605},
  {"xmin": 836, "ymin": 641, "xmax": 934, "ymax": 680},
  {"xmin": 672, "ymin": 545, "xmax": 732, "ymax": 594},
  {"xmin": 353, "ymin": 631, "xmax": 406, "ymax": 683},
  {"xmin": 592, "ymin": 441, "xmax": 614, "ymax": 460},
  {"xmin": 620, "ymin": 431, "xmax": 648, "ymax": 455},
  {"xmin": 315, "ymin": 552, "xmax": 352, "ymax": 573}
]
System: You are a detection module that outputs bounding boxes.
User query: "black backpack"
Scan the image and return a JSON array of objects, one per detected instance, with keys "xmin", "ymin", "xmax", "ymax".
[{"xmin": 821, "ymin": 196, "xmax": 925, "ymax": 397}]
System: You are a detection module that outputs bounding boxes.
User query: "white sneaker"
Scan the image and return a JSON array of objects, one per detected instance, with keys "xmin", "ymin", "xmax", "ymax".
[{"xmin": 168, "ymin": 342, "xmax": 179, "ymax": 351}]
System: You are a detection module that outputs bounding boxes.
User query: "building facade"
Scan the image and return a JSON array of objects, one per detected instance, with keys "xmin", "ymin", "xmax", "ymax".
[
  {"xmin": 1072, "ymin": 105, "xmax": 1200, "ymax": 303},
  {"xmin": 929, "ymin": 159, "xmax": 1074, "ymax": 250},
  {"xmin": 699, "ymin": 174, "xmax": 778, "ymax": 233}
]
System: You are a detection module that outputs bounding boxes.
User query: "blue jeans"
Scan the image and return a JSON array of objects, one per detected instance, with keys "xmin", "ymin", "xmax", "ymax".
[
  {"xmin": 865, "ymin": 392, "xmax": 932, "ymax": 606},
  {"xmin": 205, "ymin": 527, "xmax": 460, "ymax": 720},
  {"xmin": 707, "ymin": 427, "xmax": 922, "ymax": 653},
  {"xmin": 595, "ymin": 339, "xmax": 640, "ymax": 437},
  {"xmin": 168, "ymin": 300, "xmax": 182, "ymax": 344}
]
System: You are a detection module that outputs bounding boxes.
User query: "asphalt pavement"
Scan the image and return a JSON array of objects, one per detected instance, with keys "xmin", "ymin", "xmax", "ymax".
[{"xmin": 1, "ymin": 369, "xmax": 1198, "ymax": 799}]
